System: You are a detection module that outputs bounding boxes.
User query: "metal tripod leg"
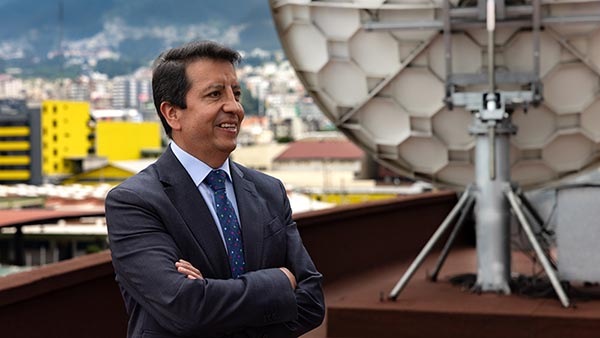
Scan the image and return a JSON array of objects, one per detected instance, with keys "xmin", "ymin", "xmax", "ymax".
[
  {"xmin": 514, "ymin": 188, "xmax": 557, "ymax": 269},
  {"xmin": 505, "ymin": 187, "xmax": 571, "ymax": 308},
  {"xmin": 389, "ymin": 186, "xmax": 473, "ymax": 300},
  {"xmin": 428, "ymin": 193, "xmax": 476, "ymax": 282}
]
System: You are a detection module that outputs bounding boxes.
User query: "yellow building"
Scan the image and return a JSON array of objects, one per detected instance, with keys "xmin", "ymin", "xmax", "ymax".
[
  {"xmin": 41, "ymin": 101, "xmax": 94, "ymax": 176},
  {"xmin": 35, "ymin": 100, "xmax": 161, "ymax": 183},
  {"xmin": 0, "ymin": 125, "xmax": 31, "ymax": 182},
  {"xmin": 60, "ymin": 161, "xmax": 148, "ymax": 185},
  {"xmin": 95, "ymin": 121, "xmax": 161, "ymax": 161}
]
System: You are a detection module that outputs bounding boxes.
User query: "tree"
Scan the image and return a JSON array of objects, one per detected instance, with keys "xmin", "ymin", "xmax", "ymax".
[{"xmin": 240, "ymin": 83, "xmax": 259, "ymax": 115}]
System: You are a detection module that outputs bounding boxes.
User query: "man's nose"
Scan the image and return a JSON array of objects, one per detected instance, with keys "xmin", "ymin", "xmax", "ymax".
[
  {"xmin": 223, "ymin": 92, "xmax": 243, "ymax": 114},
  {"xmin": 223, "ymin": 100, "xmax": 243, "ymax": 114}
]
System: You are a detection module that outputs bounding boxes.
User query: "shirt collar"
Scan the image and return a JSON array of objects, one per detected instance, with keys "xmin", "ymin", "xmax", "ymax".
[{"xmin": 169, "ymin": 141, "xmax": 232, "ymax": 187}]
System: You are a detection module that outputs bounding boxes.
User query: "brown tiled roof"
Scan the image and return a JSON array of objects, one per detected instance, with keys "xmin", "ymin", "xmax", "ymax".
[
  {"xmin": 0, "ymin": 208, "xmax": 105, "ymax": 228},
  {"xmin": 241, "ymin": 116, "xmax": 268, "ymax": 127},
  {"xmin": 275, "ymin": 140, "xmax": 364, "ymax": 161}
]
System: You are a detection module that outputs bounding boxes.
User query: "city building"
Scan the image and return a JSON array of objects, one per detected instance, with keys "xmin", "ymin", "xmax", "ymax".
[
  {"xmin": 111, "ymin": 72, "xmax": 154, "ymax": 119},
  {"xmin": 0, "ymin": 74, "xmax": 25, "ymax": 99},
  {"xmin": 0, "ymin": 99, "xmax": 42, "ymax": 185},
  {"xmin": 95, "ymin": 120, "xmax": 161, "ymax": 161},
  {"xmin": 41, "ymin": 100, "xmax": 95, "ymax": 180},
  {"xmin": 273, "ymin": 138, "xmax": 365, "ymax": 174}
]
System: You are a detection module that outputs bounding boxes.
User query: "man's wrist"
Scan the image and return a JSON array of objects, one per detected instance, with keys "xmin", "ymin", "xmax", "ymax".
[{"xmin": 279, "ymin": 267, "xmax": 297, "ymax": 289}]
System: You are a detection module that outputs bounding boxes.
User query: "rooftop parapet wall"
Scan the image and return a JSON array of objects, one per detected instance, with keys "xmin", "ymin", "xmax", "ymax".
[{"xmin": 0, "ymin": 191, "xmax": 460, "ymax": 337}]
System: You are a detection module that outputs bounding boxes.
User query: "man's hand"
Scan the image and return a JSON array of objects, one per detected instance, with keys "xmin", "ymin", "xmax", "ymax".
[
  {"xmin": 279, "ymin": 267, "xmax": 297, "ymax": 289},
  {"xmin": 175, "ymin": 259, "xmax": 203, "ymax": 280}
]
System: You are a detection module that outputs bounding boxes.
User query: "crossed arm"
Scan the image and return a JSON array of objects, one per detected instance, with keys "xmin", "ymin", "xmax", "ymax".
[{"xmin": 176, "ymin": 259, "xmax": 297, "ymax": 289}]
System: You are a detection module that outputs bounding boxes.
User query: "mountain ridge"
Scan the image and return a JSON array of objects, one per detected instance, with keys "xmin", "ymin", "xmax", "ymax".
[{"xmin": 0, "ymin": 0, "xmax": 281, "ymax": 72}]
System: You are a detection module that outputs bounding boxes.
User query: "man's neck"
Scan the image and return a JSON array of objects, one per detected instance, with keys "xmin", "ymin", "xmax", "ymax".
[{"xmin": 170, "ymin": 139, "xmax": 228, "ymax": 169}]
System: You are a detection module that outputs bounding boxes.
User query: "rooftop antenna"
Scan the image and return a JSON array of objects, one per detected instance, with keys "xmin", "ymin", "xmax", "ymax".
[
  {"xmin": 270, "ymin": 0, "xmax": 600, "ymax": 308},
  {"xmin": 387, "ymin": 0, "xmax": 569, "ymax": 306}
]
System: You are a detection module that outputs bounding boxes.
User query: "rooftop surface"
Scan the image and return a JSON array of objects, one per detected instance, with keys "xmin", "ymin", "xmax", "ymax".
[{"xmin": 319, "ymin": 247, "xmax": 600, "ymax": 338}]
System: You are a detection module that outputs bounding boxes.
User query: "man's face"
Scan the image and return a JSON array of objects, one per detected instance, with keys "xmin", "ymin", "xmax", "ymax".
[{"xmin": 172, "ymin": 58, "xmax": 244, "ymax": 165}]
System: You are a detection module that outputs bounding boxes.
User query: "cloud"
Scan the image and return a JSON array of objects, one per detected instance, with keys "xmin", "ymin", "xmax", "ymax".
[{"xmin": 61, "ymin": 17, "xmax": 246, "ymax": 60}]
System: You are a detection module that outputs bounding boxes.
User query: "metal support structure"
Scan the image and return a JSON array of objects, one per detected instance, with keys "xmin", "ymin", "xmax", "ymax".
[
  {"xmin": 496, "ymin": 0, "xmax": 506, "ymax": 19},
  {"xmin": 388, "ymin": 187, "xmax": 473, "ymax": 300},
  {"xmin": 429, "ymin": 193, "xmax": 476, "ymax": 282},
  {"xmin": 471, "ymin": 0, "xmax": 512, "ymax": 293},
  {"xmin": 515, "ymin": 188, "xmax": 545, "ymax": 229},
  {"xmin": 386, "ymin": 0, "xmax": 570, "ymax": 308},
  {"xmin": 443, "ymin": 0, "xmax": 453, "ymax": 108},
  {"xmin": 505, "ymin": 188, "xmax": 571, "ymax": 308},
  {"xmin": 514, "ymin": 188, "xmax": 557, "ymax": 268},
  {"xmin": 488, "ymin": 121, "xmax": 496, "ymax": 180},
  {"xmin": 487, "ymin": 0, "xmax": 496, "ymax": 95},
  {"xmin": 472, "ymin": 113, "xmax": 515, "ymax": 293}
]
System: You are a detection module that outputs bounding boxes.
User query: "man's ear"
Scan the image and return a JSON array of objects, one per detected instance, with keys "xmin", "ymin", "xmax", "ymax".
[{"xmin": 160, "ymin": 101, "xmax": 182, "ymax": 132}]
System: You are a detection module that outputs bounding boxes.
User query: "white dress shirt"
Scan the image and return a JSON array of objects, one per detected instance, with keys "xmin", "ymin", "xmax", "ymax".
[{"xmin": 170, "ymin": 141, "xmax": 241, "ymax": 247}]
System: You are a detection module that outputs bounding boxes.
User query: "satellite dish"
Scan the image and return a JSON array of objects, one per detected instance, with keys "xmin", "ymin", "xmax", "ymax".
[
  {"xmin": 270, "ymin": 0, "xmax": 600, "ymax": 306},
  {"xmin": 270, "ymin": 0, "xmax": 600, "ymax": 189}
]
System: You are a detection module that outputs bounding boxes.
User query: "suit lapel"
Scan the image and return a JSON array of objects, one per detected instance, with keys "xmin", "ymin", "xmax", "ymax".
[
  {"xmin": 231, "ymin": 163, "xmax": 264, "ymax": 272},
  {"xmin": 155, "ymin": 148, "xmax": 231, "ymax": 278}
]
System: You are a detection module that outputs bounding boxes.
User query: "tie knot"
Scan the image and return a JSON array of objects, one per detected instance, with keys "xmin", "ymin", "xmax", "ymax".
[{"xmin": 205, "ymin": 169, "xmax": 227, "ymax": 192}]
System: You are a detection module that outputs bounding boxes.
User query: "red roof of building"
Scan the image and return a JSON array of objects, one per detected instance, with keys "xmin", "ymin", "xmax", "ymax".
[
  {"xmin": 0, "ymin": 208, "xmax": 105, "ymax": 228},
  {"xmin": 275, "ymin": 139, "xmax": 364, "ymax": 161}
]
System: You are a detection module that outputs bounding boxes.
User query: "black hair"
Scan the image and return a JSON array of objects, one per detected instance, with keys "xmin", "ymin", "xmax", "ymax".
[{"xmin": 152, "ymin": 40, "xmax": 242, "ymax": 138}]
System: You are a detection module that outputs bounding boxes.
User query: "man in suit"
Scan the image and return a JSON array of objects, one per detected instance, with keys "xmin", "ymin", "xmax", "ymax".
[{"xmin": 105, "ymin": 40, "xmax": 325, "ymax": 338}]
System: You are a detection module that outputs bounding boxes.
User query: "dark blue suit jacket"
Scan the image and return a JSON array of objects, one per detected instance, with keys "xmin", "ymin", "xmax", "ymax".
[{"xmin": 106, "ymin": 147, "xmax": 325, "ymax": 338}]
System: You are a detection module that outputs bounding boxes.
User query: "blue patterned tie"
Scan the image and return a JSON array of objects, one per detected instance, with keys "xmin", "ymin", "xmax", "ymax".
[{"xmin": 205, "ymin": 169, "xmax": 245, "ymax": 278}]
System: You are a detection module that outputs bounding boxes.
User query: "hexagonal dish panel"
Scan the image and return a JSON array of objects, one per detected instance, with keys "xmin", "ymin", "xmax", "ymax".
[
  {"xmin": 398, "ymin": 136, "xmax": 448, "ymax": 175},
  {"xmin": 355, "ymin": 98, "xmax": 411, "ymax": 145},
  {"xmin": 390, "ymin": 67, "xmax": 445, "ymax": 117},
  {"xmin": 312, "ymin": 7, "xmax": 360, "ymax": 41},
  {"xmin": 350, "ymin": 30, "xmax": 401, "ymax": 78},
  {"xmin": 318, "ymin": 60, "xmax": 369, "ymax": 110},
  {"xmin": 428, "ymin": 33, "xmax": 482, "ymax": 79},
  {"xmin": 282, "ymin": 23, "xmax": 328, "ymax": 73},
  {"xmin": 437, "ymin": 163, "xmax": 475, "ymax": 187},
  {"xmin": 544, "ymin": 64, "xmax": 599, "ymax": 115},
  {"xmin": 504, "ymin": 31, "xmax": 561, "ymax": 78},
  {"xmin": 542, "ymin": 133, "xmax": 595, "ymax": 173},
  {"xmin": 511, "ymin": 161, "xmax": 557, "ymax": 186},
  {"xmin": 270, "ymin": 0, "xmax": 600, "ymax": 188},
  {"xmin": 432, "ymin": 108, "xmax": 475, "ymax": 150},
  {"xmin": 511, "ymin": 105, "xmax": 556, "ymax": 149},
  {"xmin": 581, "ymin": 99, "xmax": 600, "ymax": 142}
]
